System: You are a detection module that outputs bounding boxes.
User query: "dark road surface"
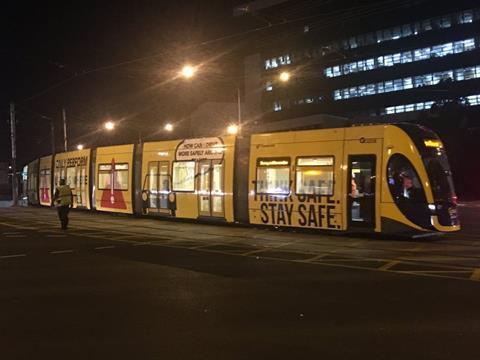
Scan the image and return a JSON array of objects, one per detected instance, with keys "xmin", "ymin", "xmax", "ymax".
[{"xmin": 0, "ymin": 205, "xmax": 479, "ymax": 359}]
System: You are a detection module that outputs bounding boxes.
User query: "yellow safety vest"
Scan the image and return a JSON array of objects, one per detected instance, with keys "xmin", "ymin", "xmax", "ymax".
[{"xmin": 56, "ymin": 185, "xmax": 73, "ymax": 206}]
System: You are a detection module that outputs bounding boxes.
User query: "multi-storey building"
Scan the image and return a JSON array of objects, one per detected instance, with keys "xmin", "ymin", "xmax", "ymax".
[{"xmin": 236, "ymin": 0, "xmax": 480, "ymax": 123}]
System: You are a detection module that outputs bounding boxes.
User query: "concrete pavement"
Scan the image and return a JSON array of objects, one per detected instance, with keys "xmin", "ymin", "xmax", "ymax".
[{"xmin": 0, "ymin": 205, "xmax": 479, "ymax": 359}]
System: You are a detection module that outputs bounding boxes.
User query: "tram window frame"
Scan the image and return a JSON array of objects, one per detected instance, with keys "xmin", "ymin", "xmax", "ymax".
[
  {"xmin": 387, "ymin": 154, "xmax": 426, "ymax": 204},
  {"xmin": 172, "ymin": 161, "xmax": 196, "ymax": 192},
  {"xmin": 97, "ymin": 163, "xmax": 130, "ymax": 191},
  {"xmin": 294, "ymin": 156, "xmax": 335, "ymax": 196},
  {"xmin": 255, "ymin": 157, "xmax": 291, "ymax": 195}
]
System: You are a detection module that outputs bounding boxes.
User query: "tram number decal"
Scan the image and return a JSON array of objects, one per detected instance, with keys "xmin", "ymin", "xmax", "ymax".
[{"xmin": 253, "ymin": 181, "xmax": 339, "ymax": 229}]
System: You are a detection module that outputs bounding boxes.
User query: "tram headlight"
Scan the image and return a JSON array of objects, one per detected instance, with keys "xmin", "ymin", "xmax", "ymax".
[{"xmin": 428, "ymin": 204, "xmax": 436, "ymax": 212}]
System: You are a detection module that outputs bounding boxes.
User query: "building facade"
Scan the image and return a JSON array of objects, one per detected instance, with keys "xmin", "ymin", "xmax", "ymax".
[{"xmin": 236, "ymin": 0, "xmax": 480, "ymax": 123}]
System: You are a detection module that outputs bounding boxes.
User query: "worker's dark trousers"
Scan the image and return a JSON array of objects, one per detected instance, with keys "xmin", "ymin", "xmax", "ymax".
[{"xmin": 57, "ymin": 205, "xmax": 70, "ymax": 230}]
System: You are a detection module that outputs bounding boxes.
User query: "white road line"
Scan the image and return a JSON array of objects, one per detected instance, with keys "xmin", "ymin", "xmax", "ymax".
[
  {"xmin": 2, "ymin": 232, "xmax": 20, "ymax": 235},
  {"xmin": 50, "ymin": 249, "xmax": 75, "ymax": 254},
  {"xmin": 132, "ymin": 242, "xmax": 151, "ymax": 246},
  {"xmin": 378, "ymin": 261, "xmax": 400, "ymax": 271},
  {"xmin": 94, "ymin": 245, "xmax": 116, "ymax": 250},
  {"xmin": 5, "ymin": 235, "xmax": 27, "ymax": 238},
  {"xmin": 0, "ymin": 253, "xmax": 27, "ymax": 259}
]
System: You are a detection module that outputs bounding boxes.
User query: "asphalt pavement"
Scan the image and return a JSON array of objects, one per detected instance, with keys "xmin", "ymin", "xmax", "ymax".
[{"xmin": 0, "ymin": 204, "xmax": 479, "ymax": 359}]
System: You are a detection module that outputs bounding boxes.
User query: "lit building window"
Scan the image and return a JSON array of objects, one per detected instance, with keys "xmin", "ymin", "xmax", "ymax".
[
  {"xmin": 333, "ymin": 66, "xmax": 480, "ymax": 100},
  {"xmin": 322, "ymin": 7, "xmax": 479, "ymax": 54},
  {"xmin": 379, "ymin": 95, "xmax": 480, "ymax": 115},
  {"xmin": 264, "ymin": 54, "xmax": 292, "ymax": 70},
  {"xmin": 273, "ymin": 101, "xmax": 282, "ymax": 111},
  {"xmin": 324, "ymin": 38, "xmax": 477, "ymax": 78},
  {"xmin": 265, "ymin": 81, "xmax": 273, "ymax": 92}
]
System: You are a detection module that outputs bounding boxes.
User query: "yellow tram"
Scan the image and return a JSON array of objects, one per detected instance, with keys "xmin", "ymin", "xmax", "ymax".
[
  {"xmin": 28, "ymin": 123, "xmax": 459, "ymax": 236},
  {"xmin": 248, "ymin": 124, "xmax": 459, "ymax": 234}
]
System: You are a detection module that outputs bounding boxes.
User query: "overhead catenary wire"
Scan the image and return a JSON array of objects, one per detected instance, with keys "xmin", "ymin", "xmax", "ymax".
[{"xmin": 13, "ymin": 0, "xmax": 425, "ymax": 107}]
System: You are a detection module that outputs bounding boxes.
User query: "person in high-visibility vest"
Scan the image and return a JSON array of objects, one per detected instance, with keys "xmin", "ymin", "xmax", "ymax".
[{"xmin": 53, "ymin": 179, "xmax": 73, "ymax": 230}]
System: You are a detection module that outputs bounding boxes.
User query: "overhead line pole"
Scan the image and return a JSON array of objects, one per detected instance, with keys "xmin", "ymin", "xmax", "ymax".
[
  {"xmin": 9, "ymin": 102, "xmax": 17, "ymax": 206},
  {"xmin": 62, "ymin": 108, "xmax": 67, "ymax": 151}
]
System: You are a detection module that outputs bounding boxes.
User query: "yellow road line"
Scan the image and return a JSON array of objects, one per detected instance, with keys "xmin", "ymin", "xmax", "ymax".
[{"xmin": 470, "ymin": 269, "xmax": 480, "ymax": 281}]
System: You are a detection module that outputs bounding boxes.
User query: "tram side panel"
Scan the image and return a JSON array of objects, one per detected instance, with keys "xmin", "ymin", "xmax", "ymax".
[
  {"xmin": 39, "ymin": 155, "xmax": 53, "ymax": 207},
  {"xmin": 233, "ymin": 135, "xmax": 251, "ymax": 224},
  {"xmin": 342, "ymin": 126, "xmax": 384, "ymax": 233},
  {"xmin": 95, "ymin": 144, "xmax": 135, "ymax": 214},
  {"xmin": 26, "ymin": 159, "xmax": 39, "ymax": 205},
  {"xmin": 140, "ymin": 136, "xmax": 236, "ymax": 222},
  {"xmin": 141, "ymin": 140, "xmax": 179, "ymax": 217},
  {"xmin": 248, "ymin": 128, "xmax": 345, "ymax": 231},
  {"xmin": 53, "ymin": 149, "xmax": 91, "ymax": 209}
]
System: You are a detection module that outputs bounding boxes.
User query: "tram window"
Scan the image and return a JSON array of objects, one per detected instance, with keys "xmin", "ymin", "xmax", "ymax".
[
  {"xmin": 98, "ymin": 164, "xmax": 111, "ymax": 190},
  {"xmin": 66, "ymin": 167, "xmax": 76, "ymax": 187},
  {"xmin": 295, "ymin": 156, "xmax": 334, "ymax": 195},
  {"xmin": 114, "ymin": 164, "xmax": 129, "ymax": 190},
  {"xmin": 387, "ymin": 154, "xmax": 426, "ymax": 204},
  {"xmin": 98, "ymin": 163, "xmax": 129, "ymax": 191},
  {"xmin": 256, "ymin": 158, "xmax": 290, "ymax": 195},
  {"xmin": 172, "ymin": 161, "xmax": 195, "ymax": 192}
]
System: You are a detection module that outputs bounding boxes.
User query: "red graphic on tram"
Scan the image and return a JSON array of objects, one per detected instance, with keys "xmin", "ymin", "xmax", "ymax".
[
  {"xmin": 100, "ymin": 158, "xmax": 127, "ymax": 209},
  {"xmin": 40, "ymin": 187, "xmax": 50, "ymax": 203}
]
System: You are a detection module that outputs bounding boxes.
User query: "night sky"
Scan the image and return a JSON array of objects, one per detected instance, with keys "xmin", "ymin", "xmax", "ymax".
[{"xmin": 1, "ymin": 1, "xmax": 249, "ymax": 165}]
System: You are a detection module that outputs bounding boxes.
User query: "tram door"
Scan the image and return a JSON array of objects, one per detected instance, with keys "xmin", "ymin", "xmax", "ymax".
[
  {"xmin": 198, "ymin": 160, "xmax": 224, "ymax": 217},
  {"xmin": 147, "ymin": 161, "xmax": 170, "ymax": 214},
  {"xmin": 347, "ymin": 155, "xmax": 376, "ymax": 229}
]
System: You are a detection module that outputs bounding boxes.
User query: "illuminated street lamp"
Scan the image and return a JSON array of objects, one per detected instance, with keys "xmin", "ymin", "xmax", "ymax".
[
  {"xmin": 104, "ymin": 121, "xmax": 115, "ymax": 131},
  {"xmin": 227, "ymin": 124, "xmax": 239, "ymax": 135},
  {"xmin": 180, "ymin": 65, "xmax": 196, "ymax": 79},
  {"xmin": 279, "ymin": 71, "xmax": 291, "ymax": 82},
  {"xmin": 76, "ymin": 144, "xmax": 84, "ymax": 150},
  {"xmin": 164, "ymin": 123, "xmax": 174, "ymax": 132},
  {"xmin": 179, "ymin": 65, "xmax": 242, "ymax": 135}
]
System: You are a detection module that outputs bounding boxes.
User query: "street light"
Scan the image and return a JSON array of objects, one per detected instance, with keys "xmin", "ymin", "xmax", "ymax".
[
  {"xmin": 180, "ymin": 65, "xmax": 196, "ymax": 79},
  {"xmin": 179, "ymin": 65, "xmax": 242, "ymax": 135},
  {"xmin": 103, "ymin": 120, "xmax": 143, "ymax": 144},
  {"xmin": 227, "ymin": 124, "xmax": 239, "ymax": 135},
  {"xmin": 104, "ymin": 121, "xmax": 115, "ymax": 131},
  {"xmin": 164, "ymin": 123, "xmax": 174, "ymax": 132},
  {"xmin": 76, "ymin": 144, "xmax": 84, "ymax": 150},
  {"xmin": 279, "ymin": 71, "xmax": 291, "ymax": 82}
]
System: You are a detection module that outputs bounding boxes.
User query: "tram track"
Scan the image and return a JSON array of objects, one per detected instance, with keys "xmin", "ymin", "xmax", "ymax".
[{"xmin": 1, "ymin": 207, "xmax": 479, "ymax": 278}]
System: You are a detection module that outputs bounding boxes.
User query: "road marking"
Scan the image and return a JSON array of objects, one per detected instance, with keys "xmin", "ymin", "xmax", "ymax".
[
  {"xmin": 409, "ymin": 245, "xmax": 425, "ymax": 252},
  {"xmin": 5, "ymin": 234, "xmax": 27, "ymax": 238},
  {"xmin": 0, "ymin": 253, "xmax": 27, "ymax": 259},
  {"xmin": 0, "ymin": 221, "xmax": 36, "ymax": 230},
  {"xmin": 94, "ymin": 245, "xmax": 116, "ymax": 250},
  {"xmin": 242, "ymin": 249, "xmax": 266, "ymax": 256},
  {"xmin": 50, "ymin": 249, "xmax": 74, "ymax": 254},
  {"xmin": 2, "ymin": 232, "xmax": 20, "ymax": 235},
  {"xmin": 470, "ymin": 269, "xmax": 480, "ymax": 281},
  {"xmin": 132, "ymin": 242, "xmax": 151, "ymax": 246},
  {"xmin": 378, "ymin": 261, "xmax": 400, "ymax": 271},
  {"xmin": 302, "ymin": 254, "xmax": 329, "ymax": 262}
]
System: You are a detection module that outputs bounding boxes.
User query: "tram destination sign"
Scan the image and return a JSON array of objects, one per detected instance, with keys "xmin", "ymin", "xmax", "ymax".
[{"xmin": 175, "ymin": 137, "xmax": 225, "ymax": 161}]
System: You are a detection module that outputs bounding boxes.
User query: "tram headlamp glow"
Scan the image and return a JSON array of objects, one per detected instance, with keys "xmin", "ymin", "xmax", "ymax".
[
  {"xmin": 424, "ymin": 139, "xmax": 442, "ymax": 148},
  {"xmin": 428, "ymin": 204, "xmax": 436, "ymax": 211}
]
